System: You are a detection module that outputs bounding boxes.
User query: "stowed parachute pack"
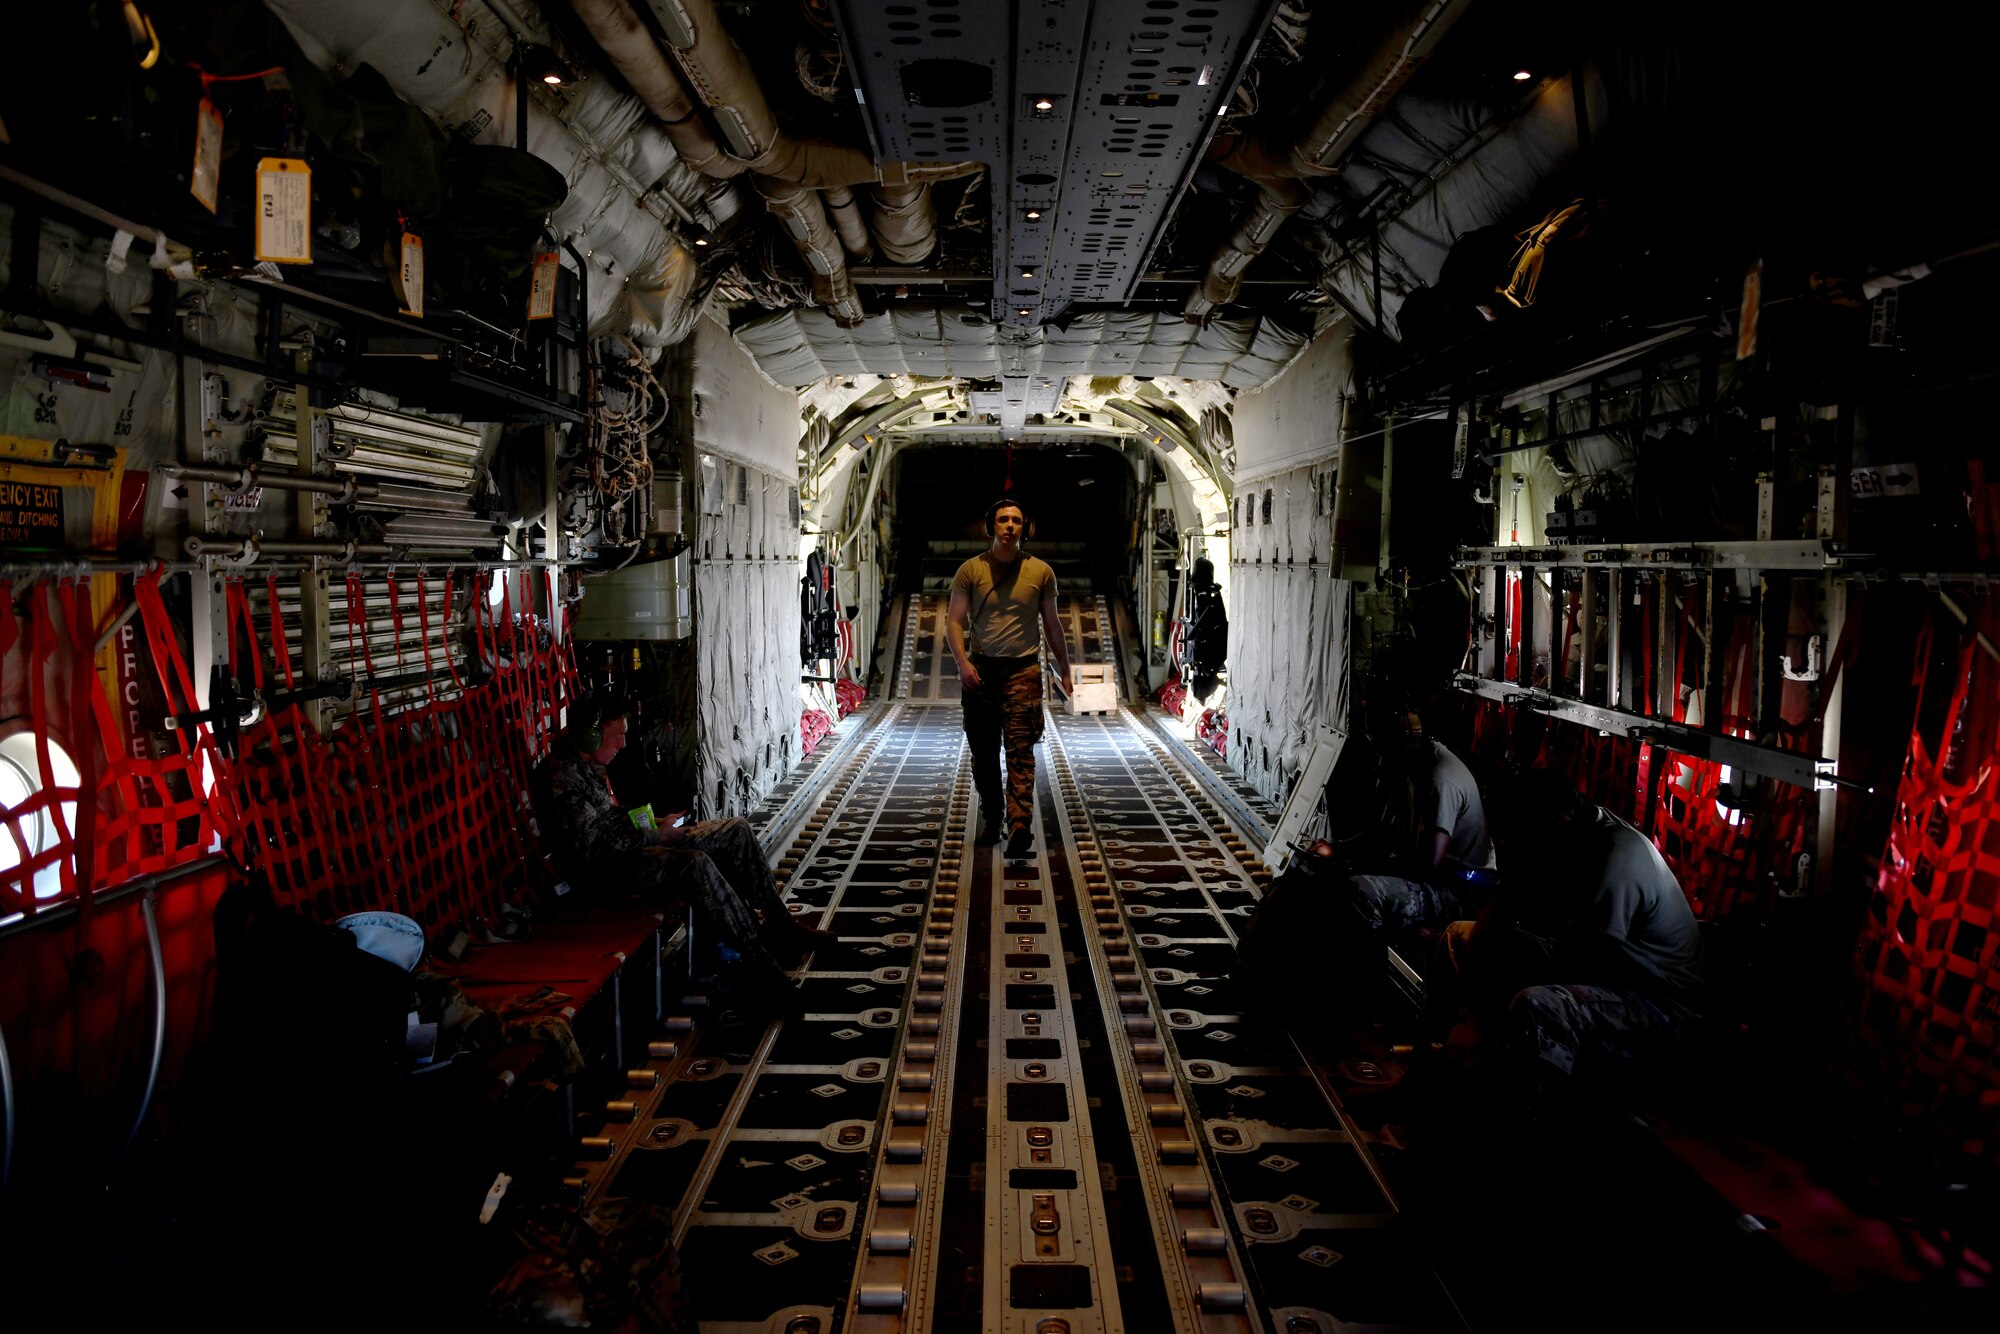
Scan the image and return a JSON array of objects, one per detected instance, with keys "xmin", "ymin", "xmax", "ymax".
[
  {"xmin": 1184, "ymin": 556, "xmax": 1229, "ymax": 701},
  {"xmin": 800, "ymin": 548, "xmax": 838, "ymax": 667}
]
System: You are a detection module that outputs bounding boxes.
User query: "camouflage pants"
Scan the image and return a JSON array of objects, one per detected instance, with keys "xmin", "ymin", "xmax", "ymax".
[
  {"xmin": 1507, "ymin": 983, "xmax": 1686, "ymax": 1078},
  {"xmin": 963, "ymin": 655, "xmax": 1045, "ymax": 834},
  {"xmin": 635, "ymin": 817, "xmax": 791, "ymax": 970},
  {"xmin": 1342, "ymin": 874, "xmax": 1470, "ymax": 934}
]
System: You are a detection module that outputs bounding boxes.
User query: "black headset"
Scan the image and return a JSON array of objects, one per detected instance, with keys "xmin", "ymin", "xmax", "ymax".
[
  {"xmin": 984, "ymin": 496, "xmax": 1029, "ymax": 538},
  {"xmin": 572, "ymin": 692, "xmax": 626, "ymax": 752}
]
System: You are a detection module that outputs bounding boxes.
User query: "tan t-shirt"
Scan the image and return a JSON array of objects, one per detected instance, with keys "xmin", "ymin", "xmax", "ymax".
[{"xmin": 951, "ymin": 552, "xmax": 1058, "ymax": 658}]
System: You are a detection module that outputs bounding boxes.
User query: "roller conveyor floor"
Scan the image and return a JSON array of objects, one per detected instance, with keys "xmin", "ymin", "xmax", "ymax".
[
  {"xmin": 559, "ymin": 604, "xmax": 1464, "ymax": 1332},
  {"xmin": 896, "ymin": 593, "xmax": 1124, "ymax": 704}
]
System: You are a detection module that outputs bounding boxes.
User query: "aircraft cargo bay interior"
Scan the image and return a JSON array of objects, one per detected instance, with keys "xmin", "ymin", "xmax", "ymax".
[{"xmin": 0, "ymin": 2, "xmax": 1996, "ymax": 1331}]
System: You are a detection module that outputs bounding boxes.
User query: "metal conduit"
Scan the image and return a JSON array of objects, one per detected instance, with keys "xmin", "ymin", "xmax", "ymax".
[
  {"xmin": 265, "ymin": 392, "xmax": 485, "ymax": 454},
  {"xmin": 258, "ymin": 434, "xmax": 479, "ymax": 489},
  {"xmin": 158, "ymin": 462, "xmax": 371, "ymax": 502},
  {"xmin": 568, "ymin": 0, "xmax": 976, "ymax": 320},
  {"xmin": 183, "ymin": 536, "xmax": 396, "ymax": 561},
  {"xmin": 1186, "ymin": 0, "xmax": 1475, "ymax": 321}
]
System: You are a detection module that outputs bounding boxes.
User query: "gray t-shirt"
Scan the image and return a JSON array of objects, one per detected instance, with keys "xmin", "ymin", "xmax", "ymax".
[
  {"xmin": 951, "ymin": 552, "xmax": 1058, "ymax": 659},
  {"xmin": 1425, "ymin": 741, "xmax": 1495, "ymax": 870},
  {"xmin": 1560, "ymin": 808, "xmax": 1708, "ymax": 1012}
]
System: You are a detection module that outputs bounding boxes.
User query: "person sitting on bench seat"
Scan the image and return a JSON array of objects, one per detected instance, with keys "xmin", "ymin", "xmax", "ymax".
[
  {"xmin": 1444, "ymin": 768, "xmax": 1707, "ymax": 1090},
  {"xmin": 1339, "ymin": 707, "xmax": 1497, "ymax": 943},
  {"xmin": 531, "ymin": 693, "xmax": 834, "ymax": 998}
]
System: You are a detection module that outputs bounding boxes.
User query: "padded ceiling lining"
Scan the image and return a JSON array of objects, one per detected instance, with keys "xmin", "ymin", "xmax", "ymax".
[{"xmin": 732, "ymin": 307, "xmax": 1307, "ymax": 389}]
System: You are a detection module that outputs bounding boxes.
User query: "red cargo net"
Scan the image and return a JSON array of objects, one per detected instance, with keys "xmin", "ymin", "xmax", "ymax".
[
  {"xmin": 1, "ymin": 577, "xmax": 221, "ymax": 923},
  {"xmin": 1851, "ymin": 604, "xmax": 2000, "ymax": 1166},
  {"xmin": 1646, "ymin": 601, "xmax": 1812, "ymax": 921},
  {"xmin": 0, "ymin": 568, "xmax": 576, "ymax": 932},
  {"xmin": 217, "ymin": 568, "xmax": 573, "ymax": 929},
  {"xmin": 1459, "ymin": 594, "xmax": 1811, "ymax": 924}
]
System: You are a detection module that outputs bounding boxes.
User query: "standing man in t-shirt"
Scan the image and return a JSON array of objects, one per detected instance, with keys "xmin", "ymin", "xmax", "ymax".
[{"xmin": 948, "ymin": 497, "xmax": 1073, "ymax": 858}]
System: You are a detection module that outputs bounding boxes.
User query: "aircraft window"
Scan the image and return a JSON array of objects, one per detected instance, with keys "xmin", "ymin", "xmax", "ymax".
[
  {"xmin": 0, "ymin": 732, "xmax": 81, "ymax": 901},
  {"xmin": 487, "ymin": 569, "xmax": 508, "ymax": 606},
  {"xmin": 1261, "ymin": 489, "xmax": 1273, "ymax": 524}
]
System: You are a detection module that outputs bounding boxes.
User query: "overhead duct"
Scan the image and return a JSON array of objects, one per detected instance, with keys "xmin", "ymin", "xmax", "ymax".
[
  {"xmin": 650, "ymin": 0, "xmax": 980, "ymax": 259},
  {"xmin": 570, "ymin": 0, "xmax": 973, "ymax": 325},
  {"xmin": 757, "ymin": 177, "xmax": 864, "ymax": 327},
  {"xmin": 824, "ymin": 185, "xmax": 875, "ymax": 261},
  {"xmin": 1186, "ymin": 0, "xmax": 1474, "ymax": 322},
  {"xmin": 868, "ymin": 181, "xmax": 938, "ymax": 267}
]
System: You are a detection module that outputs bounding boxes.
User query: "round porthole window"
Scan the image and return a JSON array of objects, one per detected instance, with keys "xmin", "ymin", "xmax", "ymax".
[{"xmin": 0, "ymin": 731, "xmax": 80, "ymax": 901}]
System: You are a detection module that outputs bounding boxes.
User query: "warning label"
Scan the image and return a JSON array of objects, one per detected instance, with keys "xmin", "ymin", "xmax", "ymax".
[
  {"xmin": 528, "ymin": 252, "xmax": 559, "ymax": 321},
  {"xmin": 255, "ymin": 157, "xmax": 313, "ymax": 264},
  {"xmin": 0, "ymin": 481, "xmax": 65, "ymax": 547}
]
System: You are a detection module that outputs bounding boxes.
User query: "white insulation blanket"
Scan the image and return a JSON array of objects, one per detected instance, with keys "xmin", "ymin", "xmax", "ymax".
[
  {"xmin": 690, "ymin": 320, "xmax": 806, "ymax": 818},
  {"xmin": 734, "ymin": 307, "xmax": 1307, "ymax": 390},
  {"xmin": 692, "ymin": 467, "xmax": 803, "ymax": 819},
  {"xmin": 1221, "ymin": 462, "xmax": 1351, "ymax": 808}
]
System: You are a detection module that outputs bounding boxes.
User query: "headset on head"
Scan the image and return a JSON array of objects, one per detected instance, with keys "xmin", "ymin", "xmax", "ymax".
[
  {"xmin": 984, "ymin": 496, "xmax": 1030, "ymax": 538},
  {"xmin": 573, "ymin": 692, "xmax": 627, "ymax": 752}
]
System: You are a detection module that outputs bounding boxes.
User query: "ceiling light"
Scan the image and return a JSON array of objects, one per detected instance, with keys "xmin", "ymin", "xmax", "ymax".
[
  {"xmin": 1017, "ymin": 307, "xmax": 1032, "ymax": 316},
  {"xmin": 1020, "ymin": 269, "xmax": 1036, "ymax": 279},
  {"xmin": 516, "ymin": 43, "xmax": 576, "ymax": 88},
  {"xmin": 1025, "ymin": 209, "xmax": 1042, "ymax": 220},
  {"xmin": 1032, "ymin": 96, "xmax": 1056, "ymax": 113},
  {"xmin": 1512, "ymin": 69, "xmax": 1533, "ymax": 81}
]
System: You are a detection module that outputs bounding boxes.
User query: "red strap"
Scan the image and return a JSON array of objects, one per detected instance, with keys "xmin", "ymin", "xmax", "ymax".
[
  {"xmin": 346, "ymin": 571, "xmax": 376, "ymax": 679},
  {"xmin": 57, "ymin": 581, "xmax": 101, "ymax": 918},
  {"xmin": 1506, "ymin": 571, "xmax": 1522, "ymax": 681}
]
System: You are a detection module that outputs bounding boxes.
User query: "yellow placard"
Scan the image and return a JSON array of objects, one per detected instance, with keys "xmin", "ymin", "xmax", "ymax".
[
  {"xmin": 399, "ymin": 233, "xmax": 425, "ymax": 318},
  {"xmin": 0, "ymin": 435, "xmax": 128, "ymax": 714},
  {"xmin": 190, "ymin": 98, "xmax": 224, "ymax": 213},
  {"xmin": 527, "ymin": 251, "xmax": 559, "ymax": 321},
  {"xmin": 254, "ymin": 156, "xmax": 312, "ymax": 264}
]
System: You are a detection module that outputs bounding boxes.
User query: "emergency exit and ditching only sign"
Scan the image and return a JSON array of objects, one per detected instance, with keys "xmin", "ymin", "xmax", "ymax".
[{"xmin": 0, "ymin": 480, "xmax": 64, "ymax": 547}]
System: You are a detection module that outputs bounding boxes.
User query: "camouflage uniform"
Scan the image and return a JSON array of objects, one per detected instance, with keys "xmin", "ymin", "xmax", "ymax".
[
  {"xmin": 1506, "ymin": 982, "xmax": 1686, "ymax": 1078},
  {"xmin": 963, "ymin": 654, "xmax": 1046, "ymax": 835},
  {"xmin": 1342, "ymin": 874, "xmax": 1470, "ymax": 936},
  {"xmin": 531, "ymin": 737, "xmax": 790, "ymax": 970}
]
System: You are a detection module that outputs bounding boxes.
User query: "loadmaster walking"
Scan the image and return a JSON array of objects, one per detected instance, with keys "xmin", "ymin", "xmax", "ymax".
[{"xmin": 948, "ymin": 497, "xmax": 1073, "ymax": 860}]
